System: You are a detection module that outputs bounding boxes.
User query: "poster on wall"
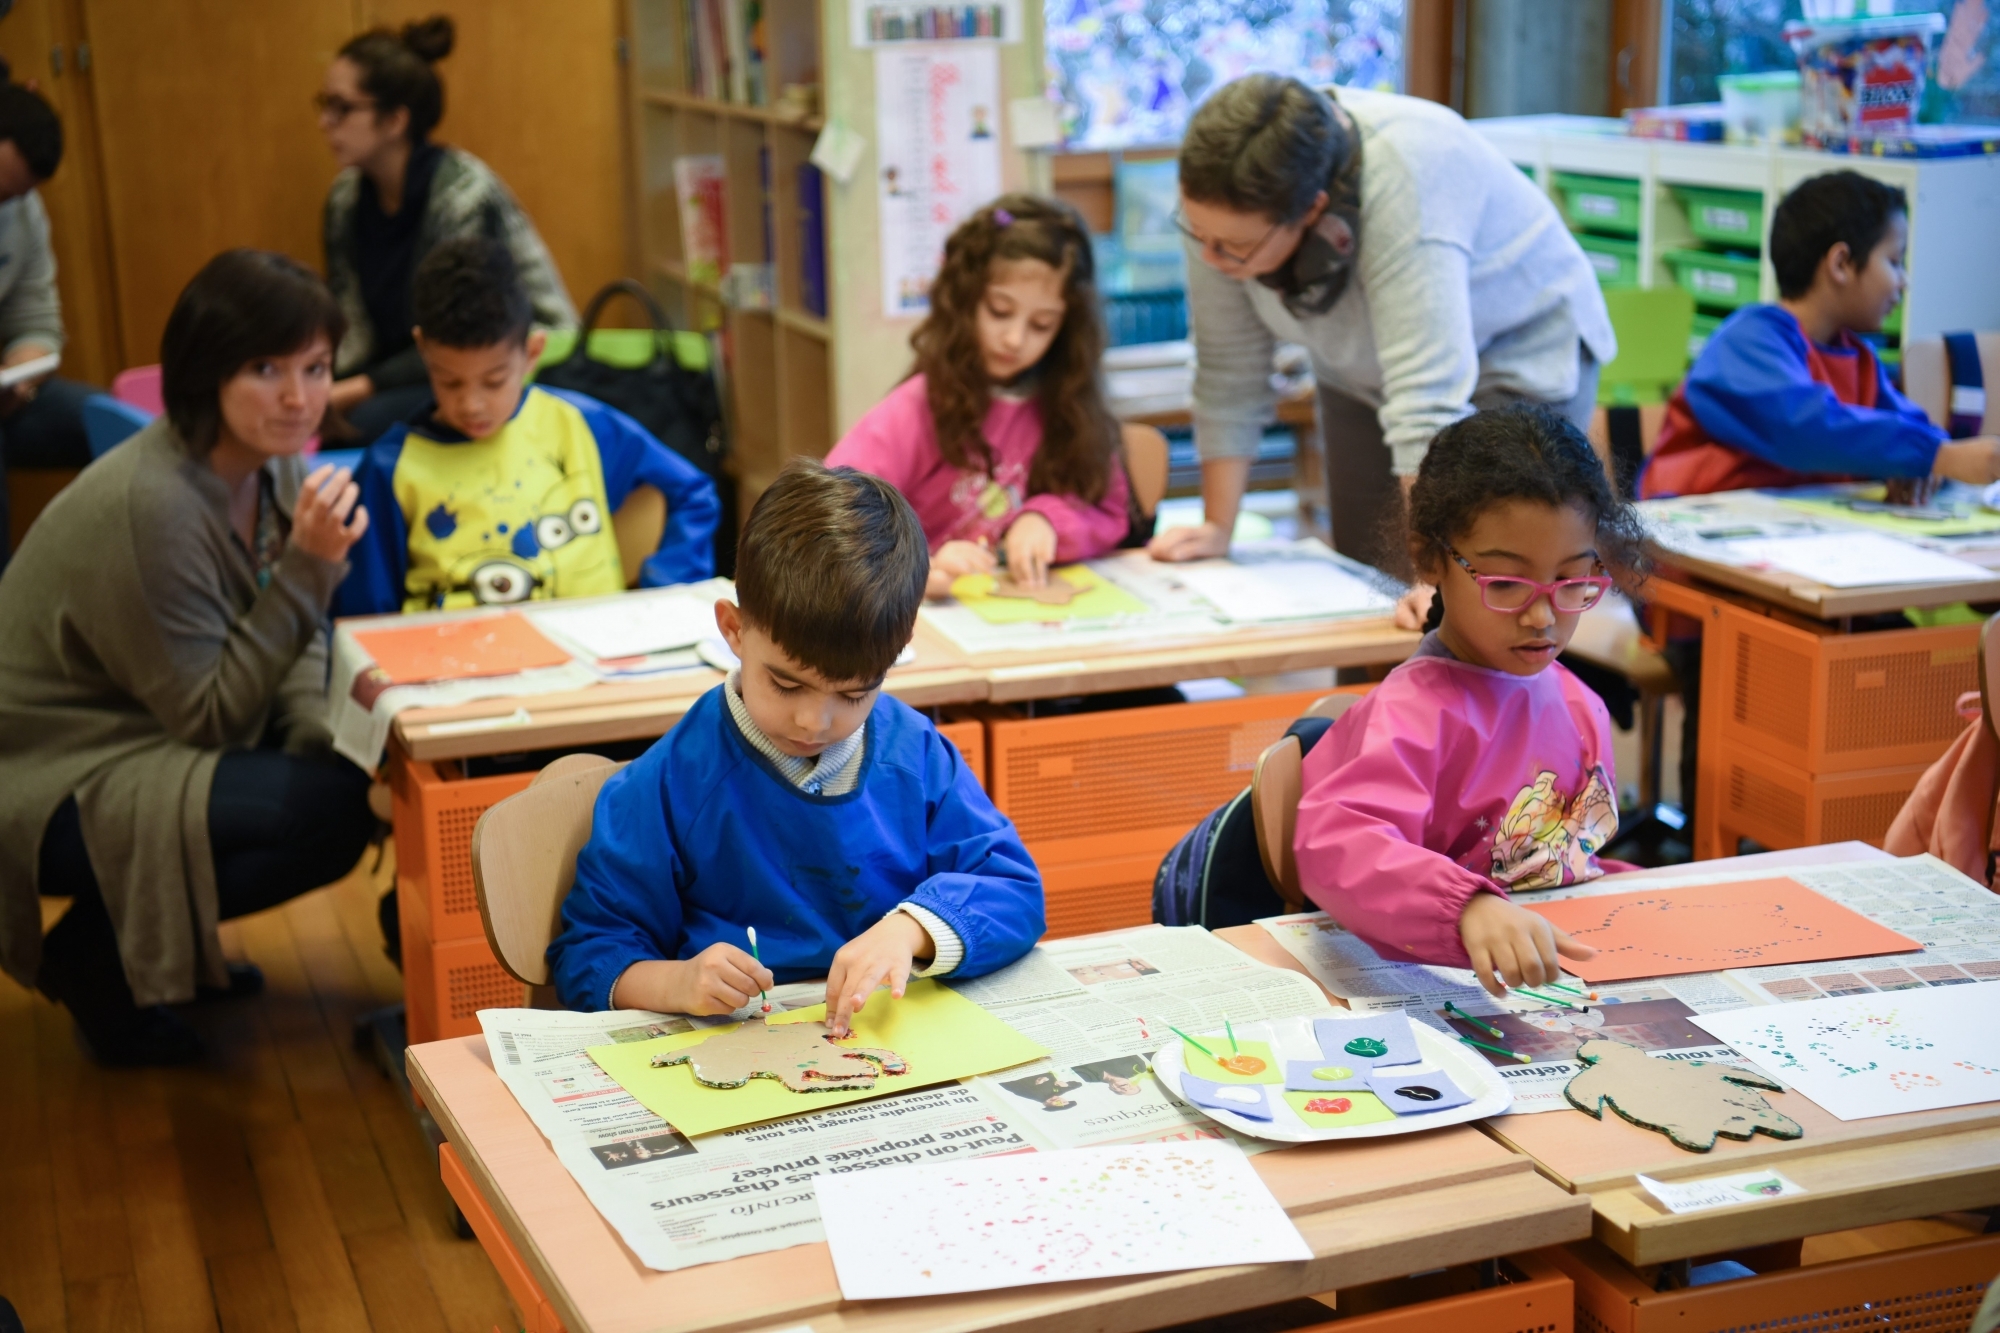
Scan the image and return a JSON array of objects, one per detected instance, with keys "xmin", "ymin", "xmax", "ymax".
[{"xmin": 875, "ymin": 42, "xmax": 1003, "ymax": 317}]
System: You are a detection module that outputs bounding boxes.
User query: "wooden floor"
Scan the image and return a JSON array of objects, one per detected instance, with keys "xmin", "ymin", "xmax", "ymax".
[{"xmin": 0, "ymin": 846, "xmax": 519, "ymax": 1333}]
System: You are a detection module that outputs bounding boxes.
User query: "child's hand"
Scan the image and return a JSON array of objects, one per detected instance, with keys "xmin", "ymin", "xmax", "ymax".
[
  {"xmin": 926, "ymin": 538, "xmax": 997, "ymax": 599},
  {"xmin": 1932, "ymin": 437, "xmax": 2000, "ymax": 485},
  {"xmin": 1457, "ymin": 891, "xmax": 1596, "ymax": 998},
  {"xmin": 291, "ymin": 464, "xmax": 370, "ymax": 564},
  {"xmin": 611, "ymin": 945, "xmax": 773, "ymax": 1016},
  {"xmin": 824, "ymin": 912, "xmax": 934, "ymax": 1037},
  {"xmin": 1002, "ymin": 512, "xmax": 1058, "ymax": 588}
]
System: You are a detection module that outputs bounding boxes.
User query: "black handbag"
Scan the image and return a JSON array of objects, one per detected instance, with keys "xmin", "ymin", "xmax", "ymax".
[{"xmin": 537, "ymin": 280, "xmax": 736, "ymax": 571}]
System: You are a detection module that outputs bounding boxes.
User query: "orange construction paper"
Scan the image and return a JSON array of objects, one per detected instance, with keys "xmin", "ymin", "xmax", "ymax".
[
  {"xmin": 353, "ymin": 613, "xmax": 574, "ymax": 685},
  {"xmin": 1521, "ymin": 877, "xmax": 1921, "ymax": 983}
]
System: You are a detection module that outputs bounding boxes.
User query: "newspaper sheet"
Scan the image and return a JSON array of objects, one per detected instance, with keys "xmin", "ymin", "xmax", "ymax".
[{"xmin": 955, "ymin": 926, "xmax": 1337, "ymax": 1150}]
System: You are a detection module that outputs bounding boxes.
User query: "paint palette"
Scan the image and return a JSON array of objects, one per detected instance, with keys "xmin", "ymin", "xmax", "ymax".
[{"xmin": 1154, "ymin": 1015, "xmax": 1512, "ymax": 1142}]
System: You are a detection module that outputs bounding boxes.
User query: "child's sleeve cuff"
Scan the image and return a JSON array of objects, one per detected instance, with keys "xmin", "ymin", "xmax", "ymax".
[{"xmin": 893, "ymin": 903, "xmax": 965, "ymax": 977}]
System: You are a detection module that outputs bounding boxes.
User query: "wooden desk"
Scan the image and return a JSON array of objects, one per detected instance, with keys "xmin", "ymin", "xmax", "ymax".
[
  {"xmin": 1470, "ymin": 847, "xmax": 2000, "ymax": 1268},
  {"xmin": 406, "ymin": 929, "xmax": 1590, "ymax": 1333},
  {"xmin": 1650, "ymin": 543, "xmax": 2000, "ymax": 622}
]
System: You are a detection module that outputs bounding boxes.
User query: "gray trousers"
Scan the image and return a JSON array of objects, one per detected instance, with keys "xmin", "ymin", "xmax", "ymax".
[{"xmin": 1317, "ymin": 350, "xmax": 1600, "ymax": 572}]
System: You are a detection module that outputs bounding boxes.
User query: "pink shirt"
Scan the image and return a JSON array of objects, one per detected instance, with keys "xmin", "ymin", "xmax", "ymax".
[
  {"xmin": 1294, "ymin": 640, "xmax": 1620, "ymax": 969},
  {"xmin": 825, "ymin": 374, "xmax": 1131, "ymax": 563}
]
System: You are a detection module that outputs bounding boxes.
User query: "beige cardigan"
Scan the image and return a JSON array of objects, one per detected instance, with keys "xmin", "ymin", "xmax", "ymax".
[{"xmin": 0, "ymin": 419, "xmax": 347, "ymax": 1005}]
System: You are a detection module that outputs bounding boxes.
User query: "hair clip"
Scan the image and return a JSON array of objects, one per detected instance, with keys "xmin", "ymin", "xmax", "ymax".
[{"xmin": 992, "ymin": 207, "xmax": 1014, "ymax": 227}]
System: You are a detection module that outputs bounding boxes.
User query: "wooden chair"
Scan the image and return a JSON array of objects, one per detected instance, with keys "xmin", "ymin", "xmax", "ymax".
[
  {"xmin": 470, "ymin": 753, "xmax": 626, "ymax": 1000},
  {"xmin": 1120, "ymin": 422, "xmax": 1170, "ymax": 520},
  {"xmin": 1250, "ymin": 692, "xmax": 1364, "ymax": 911},
  {"xmin": 612, "ymin": 483, "xmax": 667, "ymax": 588}
]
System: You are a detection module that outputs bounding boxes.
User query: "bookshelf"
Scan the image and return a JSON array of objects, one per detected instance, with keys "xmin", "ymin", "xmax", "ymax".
[{"xmin": 628, "ymin": 0, "xmax": 1047, "ymax": 517}]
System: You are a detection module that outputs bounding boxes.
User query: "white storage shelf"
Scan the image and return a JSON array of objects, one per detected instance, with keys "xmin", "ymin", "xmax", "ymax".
[{"xmin": 1472, "ymin": 114, "xmax": 2000, "ymax": 342}]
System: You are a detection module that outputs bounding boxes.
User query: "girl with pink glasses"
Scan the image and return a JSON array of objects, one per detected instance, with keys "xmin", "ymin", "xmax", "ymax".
[{"xmin": 1295, "ymin": 405, "xmax": 1650, "ymax": 997}]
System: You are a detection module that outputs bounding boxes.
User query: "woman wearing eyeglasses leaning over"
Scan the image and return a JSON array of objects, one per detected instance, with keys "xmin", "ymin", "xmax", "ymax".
[
  {"xmin": 1152, "ymin": 75, "xmax": 1615, "ymax": 628},
  {"xmin": 1293, "ymin": 406, "xmax": 1649, "ymax": 997},
  {"xmin": 316, "ymin": 15, "xmax": 576, "ymax": 446}
]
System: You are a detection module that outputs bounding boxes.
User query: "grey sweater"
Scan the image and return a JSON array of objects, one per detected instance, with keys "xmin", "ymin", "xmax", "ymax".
[
  {"xmin": 1187, "ymin": 89, "xmax": 1616, "ymax": 475},
  {"xmin": 0, "ymin": 421, "xmax": 346, "ymax": 1005},
  {"xmin": 0, "ymin": 191, "xmax": 64, "ymax": 358}
]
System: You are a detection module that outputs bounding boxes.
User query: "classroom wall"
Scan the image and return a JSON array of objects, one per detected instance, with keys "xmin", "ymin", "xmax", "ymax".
[
  {"xmin": 1467, "ymin": 0, "xmax": 1614, "ymax": 118},
  {"xmin": 0, "ymin": 0, "xmax": 633, "ymax": 380}
]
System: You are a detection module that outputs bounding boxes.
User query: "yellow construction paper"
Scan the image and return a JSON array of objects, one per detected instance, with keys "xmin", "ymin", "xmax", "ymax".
[
  {"xmin": 586, "ymin": 979, "xmax": 1048, "ymax": 1137},
  {"xmin": 1283, "ymin": 1090, "xmax": 1397, "ymax": 1128},
  {"xmin": 949, "ymin": 565, "xmax": 1151, "ymax": 624},
  {"xmin": 1184, "ymin": 1039, "xmax": 1283, "ymax": 1085}
]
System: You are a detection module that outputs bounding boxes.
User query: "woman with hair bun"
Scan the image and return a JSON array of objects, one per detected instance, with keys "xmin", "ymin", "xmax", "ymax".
[{"xmin": 316, "ymin": 14, "xmax": 575, "ymax": 444}]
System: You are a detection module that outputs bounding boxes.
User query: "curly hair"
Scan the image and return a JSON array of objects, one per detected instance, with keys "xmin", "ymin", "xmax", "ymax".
[
  {"xmin": 908, "ymin": 193, "xmax": 1118, "ymax": 505},
  {"xmin": 1406, "ymin": 405, "xmax": 1651, "ymax": 612}
]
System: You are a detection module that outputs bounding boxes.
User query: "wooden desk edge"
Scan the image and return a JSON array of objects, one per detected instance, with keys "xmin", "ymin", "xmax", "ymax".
[{"xmin": 1650, "ymin": 547, "xmax": 2000, "ymax": 620}]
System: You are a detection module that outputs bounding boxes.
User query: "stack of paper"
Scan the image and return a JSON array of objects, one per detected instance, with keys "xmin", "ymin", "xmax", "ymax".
[
  {"xmin": 1175, "ymin": 544, "xmax": 1396, "ymax": 622},
  {"xmin": 1723, "ymin": 531, "xmax": 1992, "ymax": 588},
  {"xmin": 527, "ymin": 591, "xmax": 720, "ymax": 661}
]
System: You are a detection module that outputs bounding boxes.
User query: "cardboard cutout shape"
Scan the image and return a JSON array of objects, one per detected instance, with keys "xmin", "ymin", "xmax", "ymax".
[
  {"xmin": 989, "ymin": 576, "xmax": 1080, "ymax": 605},
  {"xmin": 650, "ymin": 1019, "xmax": 909, "ymax": 1092},
  {"xmin": 1564, "ymin": 1038, "xmax": 1803, "ymax": 1153}
]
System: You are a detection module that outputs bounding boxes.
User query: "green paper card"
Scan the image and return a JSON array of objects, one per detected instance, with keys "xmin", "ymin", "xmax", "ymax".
[
  {"xmin": 950, "ymin": 565, "xmax": 1150, "ymax": 624},
  {"xmin": 1184, "ymin": 1039, "xmax": 1282, "ymax": 1084},
  {"xmin": 587, "ymin": 978, "xmax": 1047, "ymax": 1137},
  {"xmin": 1284, "ymin": 1090, "xmax": 1397, "ymax": 1128}
]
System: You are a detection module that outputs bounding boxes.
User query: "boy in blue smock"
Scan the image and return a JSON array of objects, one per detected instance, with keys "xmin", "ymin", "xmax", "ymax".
[
  {"xmin": 332, "ymin": 236, "xmax": 720, "ymax": 615},
  {"xmin": 548, "ymin": 459, "xmax": 1044, "ymax": 1032}
]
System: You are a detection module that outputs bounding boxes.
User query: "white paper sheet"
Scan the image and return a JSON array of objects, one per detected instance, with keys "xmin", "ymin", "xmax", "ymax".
[
  {"xmin": 1724, "ymin": 532, "xmax": 1992, "ymax": 587},
  {"xmin": 1638, "ymin": 1170, "xmax": 1806, "ymax": 1214},
  {"xmin": 815, "ymin": 1140, "xmax": 1311, "ymax": 1299},
  {"xmin": 1691, "ymin": 984, "xmax": 2000, "ymax": 1120},
  {"xmin": 526, "ymin": 590, "xmax": 722, "ymax": 661},
  {"xmin": 1174, "ymin": 553, "xmax": 1395, "ymax": 622}
]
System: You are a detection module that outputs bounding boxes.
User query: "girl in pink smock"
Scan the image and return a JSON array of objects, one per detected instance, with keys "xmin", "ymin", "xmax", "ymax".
[
  {"xmin": 826, "ymin": 195, "xmax": 1131, "ymax": 599},
  {"xmin": 1296, "ymin": 405, "xmax": 1649, "ymax": 996}
]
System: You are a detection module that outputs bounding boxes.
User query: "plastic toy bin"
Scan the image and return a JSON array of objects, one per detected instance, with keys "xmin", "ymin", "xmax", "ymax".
[
  {"xmin": 1554, "ymin": 173, "xmax": 1642, "ymax": 237},
  {"xmin": 1662, "ymin": 248, "xmax": 1762, "ymax": 310},
  {"xmin": 1670, "ymin": 185, "xmax": 1763, "ymax": 249},
  {"xmin": 1576, "ymin": 234, "xmax": 1640, "ymax": 290}
]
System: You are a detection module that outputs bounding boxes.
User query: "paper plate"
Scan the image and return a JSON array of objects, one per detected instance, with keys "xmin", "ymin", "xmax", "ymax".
[{"xmin": 1154, "ymin": 1015, "xmax": 1512, "ymax": 1142}]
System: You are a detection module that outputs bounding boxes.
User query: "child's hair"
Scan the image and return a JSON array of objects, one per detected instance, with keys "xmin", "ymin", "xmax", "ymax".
[
  {"xmin": 339, "ymin": 15, "xmax": 455, "ymax": 144},
  {"xmin": 734, "ymin": 458, "xmax": 928, "ymax": 685},
  {"xmin": 908, "ymin": 193, "xmax": 1118, "ymax": 505},
  {"xmin": 162, "ymin": 249, "xmax": 346, "ymax": 454},
  {"xmin": 413, "ymin": 236, "xmax": 532, "ymax": 349},
  {"xmin": 1407, "ymin": 406, "xmax": 1649, "ymax": 626},
  {"xmin": 0, "ymin": 83, "xmax": 63, "ymax": 179},
  {"xmin": 1770, "ymin": 171, "xmax": 1908, "ymax": 300}
]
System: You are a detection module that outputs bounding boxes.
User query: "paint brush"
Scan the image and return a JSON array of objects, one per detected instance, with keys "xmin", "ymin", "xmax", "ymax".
[
  {"xmin": 1168, "ymin": 1025, "xmax": 1216, "ymax": 1059},
  {"xmin": 746, "ymin": 926, "xmax": 770, "ymax": 1014},
  {"xmin": 1223, "ymin": 1012, "xmax": 1239, "ymax": 1055},
  {"xmin": 1443, "ymin": 1002, "xmax": 1505, "ymax": 1039},
  {"xmin": 1457, "ymin": 1034, "xmax": 1533, "ymax": 1064},
  {"xmin": 1516, "ymin": 987, "xmax": 1583, "ymax": 1011},
  {"xmin": 1546, "ymin": 980, "xmax": 1599, "ymax": 1000}
]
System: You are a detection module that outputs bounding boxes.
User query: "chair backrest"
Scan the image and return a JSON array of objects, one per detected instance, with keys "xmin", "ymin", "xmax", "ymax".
[
  {"xmin": 1251, "ymin": 736, "xmax": 1306, "ymax": 911},
  {"xmin": 111, "ymin": 364, "xmax": 164, "ymax": 414},
  {"xmin": 470, "ymin": 754, "xmax": 625, "ymax": 986},
  {"xmin": 1120, "ymin": 422, "xmax": 1171, "ymax": 520},
  {"xmin": 613, "ymin": 482, "xmax": 667, "ymax": 588},
  {"xmin": 1595, "ymin": 286, "xmax": 1696, "ymax": 407},
  {"xmin": 81, "ymin": 393, "xmax": 153, "ymax": 459},
  {"xmin": 1981, "ymin": 613, "xmax": 2000, "ymax": 751},
  {"xmin": 1305, "ymin": 692, "xmax": 1364, "ymax": 724},
  {"xmin": 1903, "ymin": 333, "xmax": 2000, "ymax": 436}
]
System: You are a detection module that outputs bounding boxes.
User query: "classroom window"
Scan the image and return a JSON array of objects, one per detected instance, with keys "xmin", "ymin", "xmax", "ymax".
[{"xmin": 1043, "ymin": 0, "xmax": 1406, "ymax": 150}]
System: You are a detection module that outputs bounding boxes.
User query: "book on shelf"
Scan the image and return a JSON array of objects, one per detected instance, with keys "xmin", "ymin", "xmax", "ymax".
[
  {"xmin": 677, "ymin": 0, "xmax": 771, "ymax": 104},
  {"xmin": 797, "ymin": 162, "xmax": 827, "ymax": 319},
  {"xmin": 674, "ymin": 155, "xmax": 729, "ymax": 288}
]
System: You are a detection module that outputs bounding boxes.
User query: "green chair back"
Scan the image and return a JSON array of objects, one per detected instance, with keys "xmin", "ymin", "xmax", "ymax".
[{"xmin": 1597, "ymin": 286, "xmax": 1696, "ymax": 407}]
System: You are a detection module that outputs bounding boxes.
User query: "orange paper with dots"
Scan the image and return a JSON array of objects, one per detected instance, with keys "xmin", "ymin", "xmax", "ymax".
[{"xmin": 1522, "ymin": 877, "xmax": 1921, "ymax": 983}]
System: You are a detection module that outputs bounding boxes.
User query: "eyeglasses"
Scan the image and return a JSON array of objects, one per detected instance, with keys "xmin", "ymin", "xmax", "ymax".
[
  {"xmin": 314, "ymin": 92, "xmax": 376, "ymax": 121},
  {"xmin": 1446, "ymin": 543, "xmax": 1611, "ymax": 614},
  {"xmin": 1171, "ymin": 206, "xmax": 1287, "ymax": 268}
]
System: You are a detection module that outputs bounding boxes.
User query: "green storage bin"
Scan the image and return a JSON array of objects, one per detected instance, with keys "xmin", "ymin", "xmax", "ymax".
[
  {"xmin": 1689, "ymin": 311, "xmax": 1724, "ymax": 360},
  {"xmin": 534, "ymin": 327, "xmax": 711, "ymax": 374},
  {"xmin": 1883, "ymin": 301, "xmax": 1903, "ymax": 337},
  {"xmin": 1672, "ymin": 185, "xmax": 1764, "ymax": 248},
  {"xmin": 1553, "ymin": 172, "xmax": 1641, "ymax": 237},
  {"xmin": 1576, "ymin": 234, "xmax": 1640, "ymax": 289},
  {"xmin": 1663, "ymin": 248, "xmax": 1762, "ymax": 310}
]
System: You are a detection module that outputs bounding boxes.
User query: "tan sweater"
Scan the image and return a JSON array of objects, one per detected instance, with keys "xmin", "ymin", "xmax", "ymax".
[{"xmin": 0, "ymin": 419, "xmax": 347, "ymax": 1005}]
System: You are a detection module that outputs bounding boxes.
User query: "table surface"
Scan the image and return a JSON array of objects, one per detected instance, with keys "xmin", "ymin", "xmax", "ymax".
[
  {"xmin": 409, "ymin": 940, "xmax": 1587, "ymax": 1333},
  {"xmin": 374, "ymin": 598, "xmax": 1419, "ymax": 763}
]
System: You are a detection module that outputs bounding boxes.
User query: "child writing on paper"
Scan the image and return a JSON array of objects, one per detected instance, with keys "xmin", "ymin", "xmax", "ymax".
[
  {"xmin": 547, "ymin": 459, "xmax": 1045, "ymax": 1033},
  {"xmin": 331, "ymin": 236, "xmax": 719, "ymax": 615},
  {"xmin": 1295, "ymin": 406, "xmax": 1630, "ymax": 997},
  {"xmin": 825, "ymin": 194, "xmax": 1135, "ymax": 599},
  {"xmin": 1642, "ymin": 170, "xmax": 2000, "ymax": 498}
]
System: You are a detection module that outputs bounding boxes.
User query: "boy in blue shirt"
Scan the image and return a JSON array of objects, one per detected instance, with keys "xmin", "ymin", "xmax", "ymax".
[
  {"xmin": 548, "ymin": 459, "xmax": 1044, "ymax": 1032},
  {"xmin": 1644, "ymin": 170, "xmax": 2000, "ymax": 498},
  {"xmin": 332, "ymin": 236, "xmax": 719, "ymax": 615}
]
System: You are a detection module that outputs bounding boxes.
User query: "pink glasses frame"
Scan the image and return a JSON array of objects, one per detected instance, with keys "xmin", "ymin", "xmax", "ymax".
[{"xmin": 1445, "ymin": 543, "xmax": 1612, "ymax": 614}]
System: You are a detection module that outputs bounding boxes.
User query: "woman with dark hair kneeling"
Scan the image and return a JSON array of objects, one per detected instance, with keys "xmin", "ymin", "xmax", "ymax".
[{"xmin": 0, "ymin": 249, "xmax": 376, "ymax": 1066}]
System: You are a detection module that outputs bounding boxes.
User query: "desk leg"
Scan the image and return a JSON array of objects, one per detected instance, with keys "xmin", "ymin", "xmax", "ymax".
[
  {"xmin": 1690, "ymin": 595, "xmax": 1731, "ymax": 862},
  {"xmin": 439, "ymin": 1142, "xmax": 567, "ymax": 1333}
]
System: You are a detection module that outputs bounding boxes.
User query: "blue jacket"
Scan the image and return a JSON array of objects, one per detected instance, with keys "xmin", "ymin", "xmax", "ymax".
[
  {"xmin": 1642, "ymin": 304, "xmax": 1944, "ymax": 498},
  {"xmin": 547, "ymin": 687, "xmax": 1045, "ymax": 1011},
  {"xmin": 331, "ymin": 385, "xmax": 719, "ymax": 617}
]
